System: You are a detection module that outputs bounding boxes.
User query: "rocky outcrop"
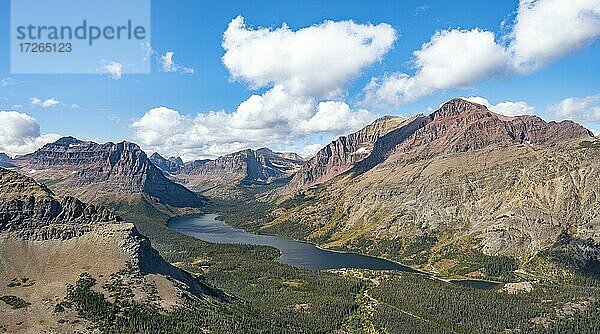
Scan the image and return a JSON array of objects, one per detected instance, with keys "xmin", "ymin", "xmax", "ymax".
[
  {"xmin": 12, "ymin": 137, "xmax": 205, "ymax": 208},
  {"xmin": 0, "ymin": 168, "xmax": 210, "ymax": 286},
  {"xmin": 288, "ymin": 116, "xmax": 413, "ymax": 189},
  {"xmin": 0, "ymin": 167, "xmax": 120, "ymax": 239},
  {"xmin": 155, "ymin": 148, "xmax": 305, "ymax": 193}
]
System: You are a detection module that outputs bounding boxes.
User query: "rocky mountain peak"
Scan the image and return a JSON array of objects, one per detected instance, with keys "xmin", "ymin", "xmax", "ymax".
[
  {"xmin": 430, "ymin": 98, "xmax": 488, "ymax": 120},
  {"xmin": 51, "ymin": 136, "xmax": 85, "ymax": 147},
  {"xmin": 255, "ymin": 147, "xmax": 274, "ymax": 155},
  {"xmin": 288, "ymin": 98, "xmax": 595, "ymax": 190},
  {"xmin": 255, "ymin": 147, "xmax": 304, "ymax": 162},
  {"xmin": 288, "ymin": 115, "xmax": 414, "ymax": 189},
  {"xmin": 357, "ymin": 116, "xmax": 409, "ymax": 137},
  {"xmin": 149, "ymin": 152, "xmax": 184, "ymax": 174},
  {"xmin": 376, "ymin": 99, "xmax": 594, "ymax": 161},
  {"xmin": 13, "ymin": 138, "xmax": 205, "ymax": 208},
  {"xmin": 170, "ymin": 156, "xmax": 184, "ymax": 166},
  {"xmin": 153, "ymin": 147, "xmax": 304, "ymax": 196}
]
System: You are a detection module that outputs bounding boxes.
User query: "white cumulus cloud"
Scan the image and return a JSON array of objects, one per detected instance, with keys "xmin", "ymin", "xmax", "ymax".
[
  {"xmin": 463, "ymin": 96, "xmax": 535, "ymax": 116},
  {"xmin": 548, "ymin": 95, "xmax": 600, "ymax": 127},
  {"xmin": 30, "ymin": 97, "xmax": 62, "ymax": 108},
  {"xmin": 301, "ymin": 101, "xmax": 372, "ymax": 134},
  {"xmin": 364, "ymin": 29, "xmax": 509, "ymax": 106},
  {"xmin": 0, "ymin": 111, "xmax": 61, "ymax": 156},
  {"xmin": 222, "ymin": 15, "xmax": 396, "ymax": 98},
  {"xmin": 30, "ymin": 97, "xmax": 78, "ymax": 109},
  {"xmin": 130, "ymin": 106, "xmax": 187, "ymax": 146},
  {"xmin": 363, "ymin": 0, "xmax": 600, "ymax": 108},
  {"xmin": 131, "ymin": 94, "xmax": 373, "ymax": 160},
  {"xmin": 510, "ymin": 0, "xmax": 600, "ymax": 72},
  {"xmin": 132, "ymin": 16, "xmax": 394, "ymax": 160}
]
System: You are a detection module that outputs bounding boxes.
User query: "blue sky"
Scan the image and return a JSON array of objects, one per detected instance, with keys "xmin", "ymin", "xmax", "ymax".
[{"xmin": 0, "ymin": 0, "xmax": 599, "ymax": 159}]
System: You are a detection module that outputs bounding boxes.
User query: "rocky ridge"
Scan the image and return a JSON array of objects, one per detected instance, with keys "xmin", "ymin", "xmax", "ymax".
[
  {"xmin": 268, "ymin": 98, "xmax": 600, "ymax": 277},
  {"xmin": 288, "ymin": 115, "xmax": 418, "ymax": 189},
  {"xmin": 152, "ymin": 147, "xmax": 305, "ymax": 197},
  {"xmin": 1, "ymin": 167, "xmax": 120, "ymax": 239},
  {"xmin": 289, "ymin": 99, "xmax": 593, "ymax": 190},
  {"xmin": 12, "ymin": 137, "xmax": 205, "ymax": 209}
]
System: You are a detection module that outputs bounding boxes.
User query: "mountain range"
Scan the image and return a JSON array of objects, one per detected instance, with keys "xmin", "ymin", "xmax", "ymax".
[
  {"xmin": 150, "ymin": 147, "xmax": 305, "ymax": 198},
  {"xmin": 264, "ymin": 98, "xmax": 600, "ymax": 278},
  {"xmin": 2, "ymin": 97, "xmax": 599, "ymax": 282},
  {"xmin": 2, "ymin": 97, "xmax": 600, "ymax": 332},
  {"xmin": 9, "ymin": 136, "xmax": 205, "ymax": 219}
]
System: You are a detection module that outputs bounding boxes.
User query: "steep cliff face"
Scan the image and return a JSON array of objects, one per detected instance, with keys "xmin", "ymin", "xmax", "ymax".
[
  {"xmin": 0, "ymin": 167, "xmax": 120, "ymax": 239},
  {"xmin": 12, "ymin": 137, "xmax": 205, "ymax": 209},
  {"xmin": 152, "ymin": 148, "xmax": 305, "ymax": 197},
  {"xmin": 269, "ymin": 98, "xmax": 600, "ymax": 275},
  {"xmin": 0, "ymin": 167, "xmax": 212, "ymax": 333},
  {"xmin": 287, "ymin": 116, "xmax": 415, "ymax": 189},
  {"xmin": 351, "ymin": 99, "xmax": 592, "ymax": 173}
]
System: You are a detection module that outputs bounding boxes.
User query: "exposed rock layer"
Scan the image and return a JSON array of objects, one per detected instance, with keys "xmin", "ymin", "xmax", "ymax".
[
  {"xmin": 0, "ymin": 167, "xmax": 120, "ymax": 239},
  {"xmin": 288, "ymin": 116, "xmax": 413, "ymax": 189},
  {"xmin": 152, "ymin": 148, "xmax": 305, "ymax": 196},
  {"xmin": 13, "ymin": 137, "xmax": 205, "ymax": 208}
]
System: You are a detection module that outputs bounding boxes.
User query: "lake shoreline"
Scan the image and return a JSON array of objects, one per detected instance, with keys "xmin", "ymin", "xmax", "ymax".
[{"xmin": 169, "ymin": 213, "xmax": 502, "ymax": 289}]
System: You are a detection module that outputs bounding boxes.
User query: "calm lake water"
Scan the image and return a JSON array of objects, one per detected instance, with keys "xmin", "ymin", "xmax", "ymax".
[
  {"xmin": 168, "ymin": 214, "xmax": 417, "ymax": 272},
  {"xmin": 169, "ymin": 214, "xmax": 501, "ymax": 290}
]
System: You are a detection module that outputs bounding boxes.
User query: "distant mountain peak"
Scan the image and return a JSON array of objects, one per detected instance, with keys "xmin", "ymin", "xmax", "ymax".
[
  {"xmin": 255, "ymin": 147, "xmax": 274, "ymax": 154},
  {"xmin": 169, "ymin": 156, "xmax": 184, "ymax": 166},
  {"xmin": 14, "ymin": 138, "xmax": 205, "ymax": 208},
  {"xmin": 0, "ymin": 152, "xmax": 14, "ymax": 168},
  {"xmin": 372, "ymin": 115, "xmax": 404, "ymax": 123},
  {"xmin": 288, "ymin": 115, "xmax": 418, "ymax": 189},
  {"xmin": 52, "ymin": 136, "xmax": 83, "ymax": 147},
  {"xmin": 151, "ymin": 147, "xmax": 305, "ymax": 196},
  {"xmin": 149, "ymin": 152, "xmax": 184, "ymax": 174},
  {"xmin": 431, "ymin": 98, "xmax": 488, "ymax": 120}
]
